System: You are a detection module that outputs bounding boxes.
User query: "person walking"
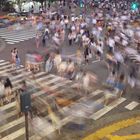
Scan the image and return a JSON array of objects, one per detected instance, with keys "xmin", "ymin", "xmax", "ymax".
[
  {"xmin": 0, "ymin": 79, "xmax": 5, "ymax": 106},
  {"xmin": 35, "ymin": 32, "xmax": 40, "ymax": 48},
  {"xmin": 68, "ymin": 30, "xmax": 73, "ymax": 46},
  {"xmin": 15, "ymin": 55, "xmax": 21, "ymax": 69},
  {"xmin": 15, "ymin": 92, "xmax": 21, "ymax": 118},
  {"xmin": 84, "ymin": 45, "xmax": 91, "ymax": 64},
  {"xmin": 4, "ymin": 78, "xmax": 13, "ymax": 103},
  {"xmin": 11, "ymin": 49, "xmax": 16, "ymax": 69}
]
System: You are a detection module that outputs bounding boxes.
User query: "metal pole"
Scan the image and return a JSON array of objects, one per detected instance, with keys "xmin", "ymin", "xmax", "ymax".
[{"xmin": 25, "ymin": 112, "xmax": 29, "ymax": 140}]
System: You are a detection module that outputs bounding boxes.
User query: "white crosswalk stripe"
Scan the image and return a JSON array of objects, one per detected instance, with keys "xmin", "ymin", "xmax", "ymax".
[
  {"xmin": 125, "ymin": 101, "xmax": 139, "ymax": 110},
  {"xmin": 0, "ymin": 27, "xmax": 37, "ymax": 45},
  {"xmin": 0, "ymin": 59, "xmax": 139, "ymax": 140}
]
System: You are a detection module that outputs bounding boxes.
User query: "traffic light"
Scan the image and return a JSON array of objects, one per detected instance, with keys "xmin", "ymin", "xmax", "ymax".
[
  {"xmin": 131, "ymin": 2, "xmax": 139, "ymax": 10},
  {"xmin": 80, "ymin": 0, "xmax": 84, "ymax": 8}
]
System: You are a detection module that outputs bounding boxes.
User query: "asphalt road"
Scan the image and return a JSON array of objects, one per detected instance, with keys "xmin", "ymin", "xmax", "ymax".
[{"xmin": 0, "ymin": 4, "xmax": 140, "ymax": 139}]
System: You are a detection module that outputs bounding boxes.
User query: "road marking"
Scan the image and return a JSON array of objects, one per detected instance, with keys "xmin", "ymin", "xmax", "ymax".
[
  {"xmin": 30, "ymin": 116, "xmax": 73, "ymax": 140},
  {"xmin": 0, "ymin": 117, "xmax": 24, "ymax": 133},
  {"xmin": 107, "ymin": 134, "xmax": 140, "ymax": 140},
  {"xmin": 0, "ymin": 61, "xmax": 10, "ymax": 66},
  {"xmin": 82, "ymin": 116, "xmax": 140, "ymax": 140},
  {"xmin": 0, "ymin": 64, "xmax": 13, "ymax": 70},
  {"xmin": 0, "ymin": 60, "xmax": 5, "ymax": 62},
  {"xmin": 50, "ymin": 80, "xmax": 71, "ymax": 90},
  {"xmin": 0, "ymin": 27, "xmax": 36, "ymax": 44},
  {"xmin": 1, "ymin": 127, "xmax": 25, "ymax": 140},
  {"xmin": 0, "ymin": 110, "xmax": 17, "ymax": 122},
  {"xmin": 90, "ymin": 98, "xmax": 126, "ymax": 120},
  {"xmin": 10, "ymin": 71, "xmax": 31, "ymax": 81},
  {"xmin": 0, "ymin": 31, "xmax": 34, "ymax": 36},
  {"xmin": 30, "ymin": 90, "xmax": 105, "ymax": 139},
  {"xmin": 0, "ymin": 66, "xmax": 24, "ymax": 75},
  {"xmin": 125, "ymin": 101, "xmax": 139, "ymax": 110},
  {"xmin": 5, "ymin": 35, "xmax": 36, "ymax": 42},
  {"xmin": 56, "ymin": 90, "xmax": 104, "ymax": 113},
  {"xmin": 92, "ymin": 60, "xmax": 101, "ymax": 63},
  {"xmin": 0, "ymin": 101, "xmax": 16, "ymax": 111},
  {"xmin": 33, "ymin": 74, "xmax": 55, "ymax": 83},
  {"xmin": 1, "ymin": 60, "xmax": 134, "ymax": 140}
]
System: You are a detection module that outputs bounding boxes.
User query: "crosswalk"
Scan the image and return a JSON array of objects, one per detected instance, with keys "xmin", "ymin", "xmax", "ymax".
[
  {"xmin": 0, "ymin": 27, "xmax": 37, "ymax": 45},
  {"xmin": 0, "ymin": 59, "xmax": 139, "ymax": 140}
]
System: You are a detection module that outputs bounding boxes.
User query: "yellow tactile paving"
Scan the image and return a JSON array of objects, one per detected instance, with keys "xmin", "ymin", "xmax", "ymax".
[{"xmin": 82, "ymin": 116, "xmax": 140, "ymax": 140}]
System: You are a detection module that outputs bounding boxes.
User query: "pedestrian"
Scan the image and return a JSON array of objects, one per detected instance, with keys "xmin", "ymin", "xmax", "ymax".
[
  {"xmin": 45, "ymin": 56, "xmax": 53, "ymax": 73},
  {"xmin": 42, "ymin": 35, "xmax": 46, "ymax": 47},
  {"xmin": 66, "ymin": 59, "xmax": 75, "ymax": 79},
  {"xmin": 114, "ymin": 51, "xmax": 124, "ymax": 72},
  {"xmin": 20, "ymin": 80, "xmax": 27, "ymax": 92},
  {"xmin": 68, "ymin": 30, "xmax": 73, "ymax": 46},
  {"xmin": 15, "ymin": 55, "xmax": 21, "ymax": 69},
  {"xmin": 76, "ymin": 49, "xmax": 83, "ymax": 66},
  {"xmin": 82, "ymin": 72, "xmax": 90, "ymax": 95},
  {"xmin": 0, "ymin": 79, "xmax": 5, "ymax": 106},
  {"xmin": 15, "ymin": 92, "xmax": 21, "ymax": 118},
  {"xmin": 4, "ymin": 78, "xmax": 13, "ymax": 103},
  {"xmin": 84, "ymin": 45, "xmax": 91, "ymax": 64},
  {"xmin": 47, "ymin": 105, "xmax": 61, "ymax": 134},
  {"xmin": 54, "ymin": 51, "xmax": 62, "ymax": 71},
  {"xmin": 11, "ymin": 49, "xmax": 16, "ymax": 69},
  {"xmin": 114, "ymin": 73, "xmax": 125, "ymax": 97},
  {"xmin": 35, "ymin": 33, "xmax": 40, "ymax": 48}
]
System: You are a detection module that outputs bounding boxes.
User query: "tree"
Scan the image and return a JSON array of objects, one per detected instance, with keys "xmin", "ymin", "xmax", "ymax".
[
  {"xmin": 0, "ymin": 0, "xmax": 8, "ymax": 11},
  {"xmin": 33, "ymin": 0, "xmax": 46, "ymax": 8},
  {"xmin": 0, "ymin": 0, "xmax": 15, "ymax": 12},
  {"xmin": 16, "ymin": 0, "xmax": 24, "ymax": 12}
]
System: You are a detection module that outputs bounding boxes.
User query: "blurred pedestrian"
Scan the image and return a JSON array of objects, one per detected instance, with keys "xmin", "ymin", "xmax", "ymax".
[
  {"xmin": 0, "ymin": 79, "xmax": 5, "ymax": 106},
  {"xmin": 4, "ymin": 78, "xmax": 13, "ymax": 103},
  {"xmin": 35, "ymin": 33, "xmax": 40, "ymax": 48}
]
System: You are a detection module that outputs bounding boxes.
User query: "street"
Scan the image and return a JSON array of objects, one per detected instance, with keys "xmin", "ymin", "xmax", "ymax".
[{"xmin": 0, "ymin": 0, "xmax": 140, "ymax": 140}]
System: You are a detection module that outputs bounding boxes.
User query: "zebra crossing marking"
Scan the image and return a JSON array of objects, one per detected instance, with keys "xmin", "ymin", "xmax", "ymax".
[
  {"xmin": 0, "ymin": 67, "xmax": 24, "ymax": 75},
  {"xmin": 0, "ymin": 32, "xmax": 35, "ymax": 37},
  {"xmin": 0, "ymin": 61, "xmax": 10, "ymax": 66},
  {"xmin": 0, "ymin": 64, "xmax": 104, "ymax": 139},
  {"xmin": 1, "ymin": 33, "xmax": 35, "ymax": 40},
  {"xmin": 10, "ymin": 71, "xmax": 32, "ymax": 81},
  {"xmin": 0, "ymin": 60, "xmax": 5, "ymax": 62},
  {"xmin": 56, "ymin": 91, "xmax": 102, "ymax": 111},
  {"xmin": 0, "ymin": 27, "xmax": 36, "ymax": 45},
  {"xmin": 90, "ymin": 98, "xmax": 126, "ymax": 120},
  {"xmin": 1, "ymin": 127, "xmax": 25, "ymax": 140},
  {"xmin": 125, "ymin": 101, "xmax": 139, "ymax": 110},
  {"xmin": 0, "ymin": 101, "xmax": 16, "ymax": 111},
  {"xmin": 0, "ymin": 64, "xmax": 13, "ymax": 70},
  {"xmin": 0, "ymin": 59, "xmax": 138, "ymax": 140},
  {"xmin": 0, "ymin": 110, "xmax": 17, "ymax": 122},
  {"xmin": 30, "ymin": 90, "xmax": 104, "ymax": 139},
  {"xmin": 5, "ymin": 35, "xmax": 36, "ymax": 42},
  {"xmin": 30, "ymin": 116, "xmax": 73, "ymax": 140},
  {"xmin": 0, "ymin": 116, "xmax": 24, "ymax": 133},
  {"xmin": 0, "ymin": 28, "xmax": 35, "ymax": 35}
]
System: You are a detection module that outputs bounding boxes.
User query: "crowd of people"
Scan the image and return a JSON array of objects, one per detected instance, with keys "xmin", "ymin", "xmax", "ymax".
[
  {"xmin": 33, "ymin": 0, "xmax": 140, "ymax": 89},
  {"xmin": 0, "ymin": 0, "xmax": 140, "ymax": 136}
]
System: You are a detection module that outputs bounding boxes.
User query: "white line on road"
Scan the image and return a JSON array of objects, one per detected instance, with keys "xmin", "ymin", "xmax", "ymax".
[{"xmin": 125, "ymin": 101, "xmax": 139, "ymax": 110}]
